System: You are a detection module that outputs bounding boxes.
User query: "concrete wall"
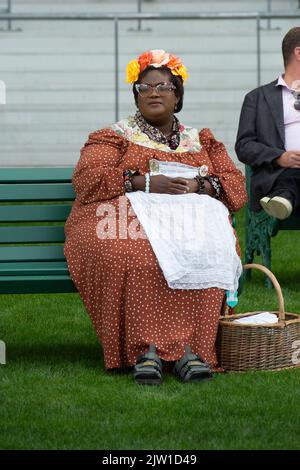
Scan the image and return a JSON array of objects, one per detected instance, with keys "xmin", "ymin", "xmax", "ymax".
[{"xmin": 0, "ymin": 0, "xmax": 299, "ymax": 167}]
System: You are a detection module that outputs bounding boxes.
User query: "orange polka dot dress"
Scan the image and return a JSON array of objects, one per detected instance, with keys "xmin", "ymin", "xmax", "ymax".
[{"xmin": 64, "ymin": 125, "xmax": 247, "ymax": 371}]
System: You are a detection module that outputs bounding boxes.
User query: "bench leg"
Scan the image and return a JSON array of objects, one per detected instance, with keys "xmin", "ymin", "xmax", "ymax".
[
  {"xmin": 245, "ymin": 206, "xmax": 276, "ymax": 288},
  {"xmin": 244, "ymin": 207, "xmax": 254, "ymax": 281},
  {"xmin": 261, "ymin": 239, "xmax": 273, "ymax": 289}
]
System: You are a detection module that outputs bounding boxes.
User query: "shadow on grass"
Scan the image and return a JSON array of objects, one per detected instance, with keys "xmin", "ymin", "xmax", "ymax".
[
  {"xmin": 8, "ymin": 342, "xmax": 105, "ymax": 369},
  {"xmin": 274, "ymin": 271, "xmax": 300, "ymax": 290},
  {"xmin": 7, "ymin": 342, "xmax": 134, "ymax": 378}
]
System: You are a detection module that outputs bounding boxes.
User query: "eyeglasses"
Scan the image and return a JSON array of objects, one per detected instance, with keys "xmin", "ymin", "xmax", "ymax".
[
  {"xmin": 135, "ymin": 82, "xmax": 176, "ymax": 97},
  {"xmin": 293, "ymin": 92, "xmax": 300, "ymax": 111},
  {"xmin": 292, "ymin": 90, "xmax": 300, "ymax": 110}
]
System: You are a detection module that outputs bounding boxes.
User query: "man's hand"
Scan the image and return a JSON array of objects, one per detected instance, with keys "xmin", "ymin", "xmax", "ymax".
[{"xmin": 274, "ymin": 151, "xmax": 300, "ymax": 168}]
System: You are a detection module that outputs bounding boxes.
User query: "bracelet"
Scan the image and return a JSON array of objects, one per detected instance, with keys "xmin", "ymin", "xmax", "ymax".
[
  {"xmin": 194, "ymin": 175, "xmax": 206, "ymax": 194},
  {"xmin": 123, "ymin": 169, "xmax": 138, "ymax": 193},
  {"xmin": 194, "ymin": 175, "xmax": 221, "ymax": 198},
  {"xmin": 124, "ymin": 179, "xmax": 134, "ymax": 192},
  {"xmin": 145, "ymin": 173, "xmax": 150, "ymax": 193},
  {"xmin": 207, "ymin": 175, "xmax": 222, "ymax": 199}
]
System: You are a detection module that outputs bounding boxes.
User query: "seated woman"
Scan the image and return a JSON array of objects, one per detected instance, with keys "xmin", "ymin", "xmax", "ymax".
[{"xmin": 64, "ymin": 49, "xmax": 247, "ymax": 385}]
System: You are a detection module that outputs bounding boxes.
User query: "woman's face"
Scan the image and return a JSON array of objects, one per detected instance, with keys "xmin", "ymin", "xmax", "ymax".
[{"xmin": 136, "ymin": 69, "xmax": 179, "ymax": 125}]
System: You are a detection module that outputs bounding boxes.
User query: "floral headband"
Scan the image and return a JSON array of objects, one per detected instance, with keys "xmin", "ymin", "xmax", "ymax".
[{"xmin": 126, "ymin": 49, "xmax": 188, "ymax": 83}]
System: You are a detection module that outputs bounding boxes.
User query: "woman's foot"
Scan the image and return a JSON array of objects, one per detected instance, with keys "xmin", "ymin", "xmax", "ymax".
[
  {"xmin": 133, "ymin": 344, "xmax": 163, "ymax": 385},
  {"xmin": 173, "ymin": 345, "xmax": 212, "ymax": 382}
]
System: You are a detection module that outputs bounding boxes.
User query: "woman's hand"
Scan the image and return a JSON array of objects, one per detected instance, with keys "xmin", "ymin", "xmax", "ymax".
[
  {"xmin": 131, "ymin": 175, "xmax": 215, "ymax": 195},
  {"xmin": 150, "ymin": 175, "xmax": 192, "ymax": 194},
  {"xmin": 132, "ymin": 175, "xmax": 190, "ymax": 194},
  {"xmin": 184, "ymin": 178, "xmax": 215, "ymax": 196}
]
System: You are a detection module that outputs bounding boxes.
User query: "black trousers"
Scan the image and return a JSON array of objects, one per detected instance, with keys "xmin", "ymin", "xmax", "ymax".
[{"xmin": 271, "ymin": 168, "xmax": 300, "ymax": 215}]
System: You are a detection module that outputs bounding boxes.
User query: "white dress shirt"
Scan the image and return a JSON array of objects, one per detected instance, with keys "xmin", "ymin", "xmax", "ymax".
[{"xmin": 276, "ymin": 75, "xmax": 300, "ymax": 151}]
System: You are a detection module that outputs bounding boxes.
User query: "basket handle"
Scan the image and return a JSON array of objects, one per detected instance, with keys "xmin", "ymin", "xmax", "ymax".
[{"xmin": 243, "ymin": 264, "xmax": 285, "ymax": 321}]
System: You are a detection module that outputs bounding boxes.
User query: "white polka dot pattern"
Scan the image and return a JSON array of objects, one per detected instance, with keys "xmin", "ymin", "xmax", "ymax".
[{"xmin": 64, "ymin": 127, "xmax": 247, "ymax": 370}]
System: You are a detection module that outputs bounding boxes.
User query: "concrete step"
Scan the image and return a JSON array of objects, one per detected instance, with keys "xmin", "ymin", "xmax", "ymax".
[
  {"xmin": 1, "ymin": 103, "xmax": 241, "ymax": 119},
  {"xmin": 0, "ymin": 51, "xmax": 284, "ymax": 71},
  {"xmin": 0, "ymin": 145, "xmax": 81, "ymax": 167},
  {"xmin": 0, "ymin": 31, "xmax": 285, "ymax": 53},
  {"xmin": 1, "ymin": 116, "xmax": 242, "ymax": 145},
  {"xmin": 0, "ymin": 142, "xmax": 241, "ymax": 168},
  {"xmin": 1, "ymin": 0, "xmax": 296, "ymax": 167},
  {"xmin": 1, "ymin": 117, "xmax": 241, "ymax": 132},
  {"xmin": 0, "ymin": 68, "xmax": 281, "ymax": 90},
  {"xmin": 1, "ymin": 18, "xmax": 296, "ymax": 34},
  {"xmin": 8, "ymin": 0, "xmax": 297, "ymax": 5},
  {"xmin": 0, "ymin": 100, "xmax": 242, "ymax": 121},
  {"xmin": 2, "ymin": 87, "xmax": 252, "ymax": 105},
  {"xmin": 0, "ymin": 69, "xmax": 262, "ymax": 89},
  {"xmin": 6, "ymin": 0, "xmax": 299, "ymax": 12},
  {"xmin": 0, "ymin": 119, "xmax": 257, "ymax": 158},
  {"xmin": 1, "ymin": 103, "xmax": 242, "ymax": 125}
]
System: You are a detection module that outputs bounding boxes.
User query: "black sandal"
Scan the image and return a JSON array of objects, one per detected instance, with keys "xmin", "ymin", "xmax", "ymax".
[
  {"xmin": 173, "ymin": 345, "xmax": 213, "ymax": 382},
  {"xmin": 133, "ymin": 344, "xmax": 163, "ymax": 385}
]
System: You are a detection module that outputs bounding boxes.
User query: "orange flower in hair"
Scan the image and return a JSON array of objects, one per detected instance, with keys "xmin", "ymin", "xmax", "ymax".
[
  {"xmin": 138, "ymin": 51, "xmax": 153, "ymax": 73},
  {"xmin": 167, "ymin": 54, "xmax": 183, "ymax": 70},
  {"xmin": 126, "ymin": 50, "xmax": 189, "ymax": 83}
]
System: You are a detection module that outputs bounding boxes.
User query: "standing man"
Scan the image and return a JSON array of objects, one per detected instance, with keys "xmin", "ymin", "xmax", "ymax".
[{"xmin": 235, "ymin": 27, "xmax": 300, "ymax": 220}]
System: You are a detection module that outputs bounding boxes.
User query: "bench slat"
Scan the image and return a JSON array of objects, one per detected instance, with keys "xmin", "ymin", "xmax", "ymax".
[
  {"xmin": 0, "ymin": 261, "xmax": 69, "ymax": 276},
  {"xmin": 0, "ymin": 167, "xmax": 73, "ymax": 183},
  {"xmin": 0, "ymin": 275, "xmax": 77, "ymax": 294},
  {"xmin": 0, "ymin": 245, "xmax": 65, "ymax": 262},
  {"xmin": 0, "ymin": 183, "xmax": 75, "ymax": 201},
  {"xmin": 0, "ymin": 204, "xmax": 72, "ymax": 222},
  {"xmin": 0, "ymin": 226, "xmax": 65, "ymax": 244},
  {"xmin": 0, "ymin": 168, "xmax": 76, "ymax": 294},
  {"xmin": 278, "ymin": 216, "xmax": 300, "ymax": 230}
]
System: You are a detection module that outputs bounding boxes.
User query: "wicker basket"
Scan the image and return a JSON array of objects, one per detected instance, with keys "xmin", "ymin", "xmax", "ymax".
[{"xmin": 216, "ymin": 263, "xmax": 300, "ymax": 371}]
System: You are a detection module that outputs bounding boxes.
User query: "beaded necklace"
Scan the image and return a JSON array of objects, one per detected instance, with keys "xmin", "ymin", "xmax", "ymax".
[{"xmin": 134, "ymin": 110, "xmax": 180, "ymax": 150}]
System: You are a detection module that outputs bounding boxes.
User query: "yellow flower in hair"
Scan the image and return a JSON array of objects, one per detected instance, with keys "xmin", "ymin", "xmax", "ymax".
[
  {"xmin": 126, "ymin": 51, "xmax": 189, "ymax": 83},
  {"xmin": 126, "ymin": 60, "xmax": 140, "ymax": 83},
  {"xmin": 171, "ymin": 65, "xmax": 189, "ymax": 82}
]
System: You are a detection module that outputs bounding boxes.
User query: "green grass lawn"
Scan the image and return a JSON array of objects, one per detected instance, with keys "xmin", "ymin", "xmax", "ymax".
[{"xmin": 0, "ymin": 209, "xmax": 300, "ymax": 450}]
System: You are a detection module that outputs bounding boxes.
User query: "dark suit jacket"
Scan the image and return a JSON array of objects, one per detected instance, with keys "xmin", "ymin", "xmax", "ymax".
[{"xmin": 235, "ymin": 79, "xmax": 286, "ymax": 211}]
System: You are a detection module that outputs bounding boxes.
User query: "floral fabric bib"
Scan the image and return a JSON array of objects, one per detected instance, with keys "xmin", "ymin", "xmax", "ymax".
[{"xmin": 110, "ymin": 115, "xmax": 201, "ymax": 153}]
